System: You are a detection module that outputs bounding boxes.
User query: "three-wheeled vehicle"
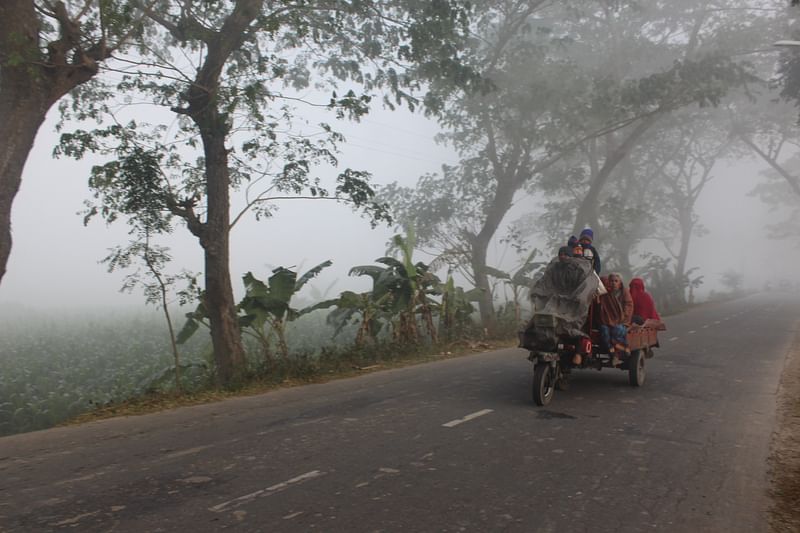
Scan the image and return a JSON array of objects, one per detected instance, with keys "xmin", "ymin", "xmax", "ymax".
[{"xmin": 520, "ymin": 257, "xmax": 663, "ymax": 406}]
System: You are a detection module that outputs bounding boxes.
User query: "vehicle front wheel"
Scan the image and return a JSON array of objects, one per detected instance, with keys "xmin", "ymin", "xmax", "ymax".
[
  {"xmin": 533, "ymin": 363, "xmax": 555, "ymax": 406},
  {"xmin": 628, "ymin": 350, "xmax": 646, "ymax": 387}
]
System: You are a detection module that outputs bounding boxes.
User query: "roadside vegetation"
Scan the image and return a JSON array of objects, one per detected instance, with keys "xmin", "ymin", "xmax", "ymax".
[
  {"xmin": 2, "ymin": 1, "xmax": 800, "ymax": 439},
  {"xmin": 0, "ymin": 294, "xmax": 508, "ymax": 436}
]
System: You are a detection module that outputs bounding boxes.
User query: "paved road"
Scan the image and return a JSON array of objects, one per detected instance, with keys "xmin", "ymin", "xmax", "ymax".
[{"xmin": 1, "ymin": 294, "xmax": 798, "ymax": 532}]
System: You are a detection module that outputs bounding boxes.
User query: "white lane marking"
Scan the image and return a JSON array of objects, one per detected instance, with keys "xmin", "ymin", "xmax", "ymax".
[
  {"xmin": 688, "ymin": 330, "xmax": 696, "ymax": 334},
  {"xmin": 714, "ymin": 321, "xmax": 721, "ymax": 324},
  {"xmin": 668, "ymin": 337, "xmax": 679, "ymax": 342},
  {"xmin": 163, "ymin": 445, "xmax": 213, "ymax": 460},
  {"xmin": 209, "ymin": 470, "xmax": 325, "ymax": 513},
  {"xmin": 702, "ymin": 325, "xmax": 709, "ymax": 329},
  {"xmin": 442, "ymin": 409, "xmax": 494, "ymax": 428},
  {"xmin": 54, "ymin": 471, "xmax": 107, "ymax": 486},
  {"xmin": 724, "ymin": 317, "xmax": 730, "ymax": 321},
  {"xmin": 50, "ymin": 511, "xmax": 101, "ymax": 526}
]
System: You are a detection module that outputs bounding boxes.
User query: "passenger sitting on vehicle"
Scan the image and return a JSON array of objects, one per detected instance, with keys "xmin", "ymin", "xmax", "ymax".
[
  {"xmin": 598, "ymin": 273, "xmax": 633, "ymax": 365},
  {"xmin": 629, "ymin": 277, "xmax": 661, "ymax": 325},
  {"xmin": 577, "ymin": 228, "xmax": 601, "ymax": 274}
]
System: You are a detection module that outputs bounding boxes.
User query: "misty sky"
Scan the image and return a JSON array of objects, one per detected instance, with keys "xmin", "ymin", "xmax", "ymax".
[
  {"xmin": 0, "ymin": 104, "xmax": 456, "ymax": 310},
  {"xmin": 1, "ymin": 98, "xmax": 798, "ymax": 312}
]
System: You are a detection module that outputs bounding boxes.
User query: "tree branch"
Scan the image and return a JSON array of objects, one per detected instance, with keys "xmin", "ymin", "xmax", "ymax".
[{"xmin": 738, "ymin": 133, "xmax": 800, "ymax": 197}]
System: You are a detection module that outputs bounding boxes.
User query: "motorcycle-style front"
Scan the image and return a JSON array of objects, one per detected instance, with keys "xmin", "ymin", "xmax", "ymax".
[{"xmin": 528, "ymin": 335, "xmax": 593, "ymax": 406}]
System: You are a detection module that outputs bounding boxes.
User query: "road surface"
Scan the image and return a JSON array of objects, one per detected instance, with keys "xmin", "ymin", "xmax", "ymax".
[{"xmin": 1, "ymin": 293, "xmax": 798, "ymax": 532}]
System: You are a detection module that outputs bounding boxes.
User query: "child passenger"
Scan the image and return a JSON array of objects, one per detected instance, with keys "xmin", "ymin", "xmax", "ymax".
[{"xmin": 577, "ymin": 228, "xmax": 601, "ymax": 274}]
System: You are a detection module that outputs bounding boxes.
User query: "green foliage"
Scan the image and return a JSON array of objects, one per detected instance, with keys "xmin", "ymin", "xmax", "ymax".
[
  {"xmin": 57, "ymin": 0, "xmax": 483, "ymax": 237},
  {"xmin": 52, "ymin": 0, "xmax": 482, "ymax": 384},
  {"xmin": 178, "ymin": 261, "xmax": 334, "ymax": 361},
  {"xmin": 439, "ymin": 275, "xmax": 477, "ymax": 340},
  {"xmin": 387, "ymin": 1, "xmax": 770, "ymax": 327},
  {"xmin": 485, "ymin": 247, "xmax": 545, "ymax": 324},
  {"xmin": 346, "ymin": 228, "xmax": 446, "ymax": 343},
  {"xmin": 324, "ymin": 289, "xmax": 391, "ymax": 346},
  {"xmin": 0, "ymin": 310, "xmax": 213, "ymax": 437}
]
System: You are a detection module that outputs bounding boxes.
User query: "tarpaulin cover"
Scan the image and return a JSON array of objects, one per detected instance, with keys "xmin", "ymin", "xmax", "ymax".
[{"xmin": 519, "ymin": 257, "xmax": 599, "ymax": 350}]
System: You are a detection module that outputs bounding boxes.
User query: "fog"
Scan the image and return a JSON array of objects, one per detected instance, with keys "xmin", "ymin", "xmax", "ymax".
[
  {"xmin": 3, "ymin": 0, "xmax": 800, "ymax": 319},
  {"xmin": 8, "ymin": 0, "xmax": 800, "ymax": 442},
  {"xmin": 0, "ymin": 107, "xmax": 459, "ymax": 311},
  {"xmin": 1, "ymin": 107, "xmax": 795, "ymax": 313}
]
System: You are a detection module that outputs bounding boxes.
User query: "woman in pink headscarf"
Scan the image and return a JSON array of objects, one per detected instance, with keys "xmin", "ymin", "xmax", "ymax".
[{"xmin": 629, "ymin": 277, "xmax": 660, "ymax": 323}]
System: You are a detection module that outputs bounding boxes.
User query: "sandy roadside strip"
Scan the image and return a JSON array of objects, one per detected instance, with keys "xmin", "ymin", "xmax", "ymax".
[{"xmin": 769, "ymin": 323, "xmax": 800, "ymax": 532}]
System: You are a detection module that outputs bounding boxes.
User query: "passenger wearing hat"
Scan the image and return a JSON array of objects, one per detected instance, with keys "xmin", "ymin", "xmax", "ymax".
[{"xmin": 578, "ymin": 227, "xmax": 601, "ymax": 274}]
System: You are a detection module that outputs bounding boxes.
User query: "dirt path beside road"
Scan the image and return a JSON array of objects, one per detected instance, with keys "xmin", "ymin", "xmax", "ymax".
[{"xmin": 769, "ymin": 324, "xmax": 800, "ymax": 532}]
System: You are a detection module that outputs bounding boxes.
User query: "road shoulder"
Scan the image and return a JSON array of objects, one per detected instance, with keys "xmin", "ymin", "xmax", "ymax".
[{"xmin": 769, "ymin": 322, "xmax": 800, "ymax": 532}]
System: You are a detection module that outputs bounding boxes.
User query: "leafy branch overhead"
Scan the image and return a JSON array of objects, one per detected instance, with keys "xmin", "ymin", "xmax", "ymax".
[{"xmin": 0, "ymin": 0, "xmax": 156, "ymax": 285}]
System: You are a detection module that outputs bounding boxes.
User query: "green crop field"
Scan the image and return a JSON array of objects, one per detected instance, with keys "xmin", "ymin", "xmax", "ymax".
[
  {"xmin": 0, "ymin": 308, "xmax": 212, "ymax": 436},
  {"xmin": 0, "ymin": 306, "xmax": 352, "ymax": 437}
]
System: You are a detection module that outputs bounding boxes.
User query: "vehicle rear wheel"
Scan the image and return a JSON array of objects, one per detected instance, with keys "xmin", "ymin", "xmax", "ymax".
[
  {"xmin": 628, "ymin": 350, "xmax": 646, "ymax": 387},
  {"xmin": 533, "ymin": 363, "xmax": 555, "ymax": 406}
]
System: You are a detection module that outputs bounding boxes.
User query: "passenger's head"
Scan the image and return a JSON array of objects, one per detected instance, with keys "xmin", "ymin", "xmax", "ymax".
[
  {"xmin": 567, "ymin": 235, "xmax": 578, "ymax": 248},
  {"xmin": 578, "ymin": 227, "xmax": 593, "ymax": 245},
  {"xmin": 571, "ymin": 244, "xmax": 584, "ymax": 257},
  {"xmin": 558, "ymin": 246, "xmax": 571, "ymax": 261},
  {"xmin": 608, "ymin": 272, "xmax": 624, "ymax": 290},
  {"xmin": 629, "ymin": 277, "xmax": 645, "ymax": 293}
]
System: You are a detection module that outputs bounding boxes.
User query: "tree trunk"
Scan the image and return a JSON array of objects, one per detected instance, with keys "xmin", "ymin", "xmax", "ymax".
[
  {"xmin": 1, "ymin": 0, "xmax": 107, "ymax": 286},
  {"xmin": 572, "ymin": 114, "xmax": 660, "ymax": 235},
  {"xmin": 674, "ymin": 207, "xmax": 693, "ymax": 306},
  {"xmin": 0, "ymin": 1, "xmax": 49, "ymax": 285},
  {"xmin": 168, "ymin": 0, "xmax": 262, "ymax": 386},
  {"xmin": 199, "ymin": 126, "xmax": 247, "ymax": 386},
  {"xmin": 0, "ymin": 86, "xmax": 48, "ymax": 285},
  {"xmin": 470, "ymin": 174, "xmax": 518, "ymax": 334},
  {"xmin": 471, "ymin": 241, "xmax": 494, "ymax": 333}
]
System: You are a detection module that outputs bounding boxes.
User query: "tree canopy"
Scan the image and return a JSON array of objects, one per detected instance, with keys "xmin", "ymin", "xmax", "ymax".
[{"xmin": 54, "ymin": 0, "xmax": 483, "ymax": 384}]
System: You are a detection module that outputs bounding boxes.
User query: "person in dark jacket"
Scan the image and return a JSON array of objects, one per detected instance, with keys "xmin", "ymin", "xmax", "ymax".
[{"xmin": 577, "ymin": 228, "xmax": 601, "ymax": 274}]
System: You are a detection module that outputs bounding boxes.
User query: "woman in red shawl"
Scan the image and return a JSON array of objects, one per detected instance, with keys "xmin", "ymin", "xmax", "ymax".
[{"xmin": 629, "ymin": 277, "xmax": 660, "ymax": 324}]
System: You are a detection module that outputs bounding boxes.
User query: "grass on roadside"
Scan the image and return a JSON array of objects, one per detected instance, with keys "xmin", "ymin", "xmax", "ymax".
[{"xmin": 65, "ymin": 336, "xmax": 519, "ymax": 426}]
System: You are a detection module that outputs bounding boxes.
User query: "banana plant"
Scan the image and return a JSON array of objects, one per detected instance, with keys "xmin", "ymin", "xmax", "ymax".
[
  {"xmin": 177, "ymin": 261, "xmax": 333, "ymax": 363},
  {"xmin": 350, "ymin": 227, "xmax": 442, "ymax": 343},
  {"xmin": 485, "ymin": 249, "xmax": 546, "ymax": 323},
  {"xmin": 440, "ymin": 274, "xmax": 478, "ymax": 340},
  {"xmin": 238, "ymin": 260, "xmax": 333, "ymax": 361},
  {"xmin": 323, "ymin": 290, "xmax": 392, "ymax": 347}
]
